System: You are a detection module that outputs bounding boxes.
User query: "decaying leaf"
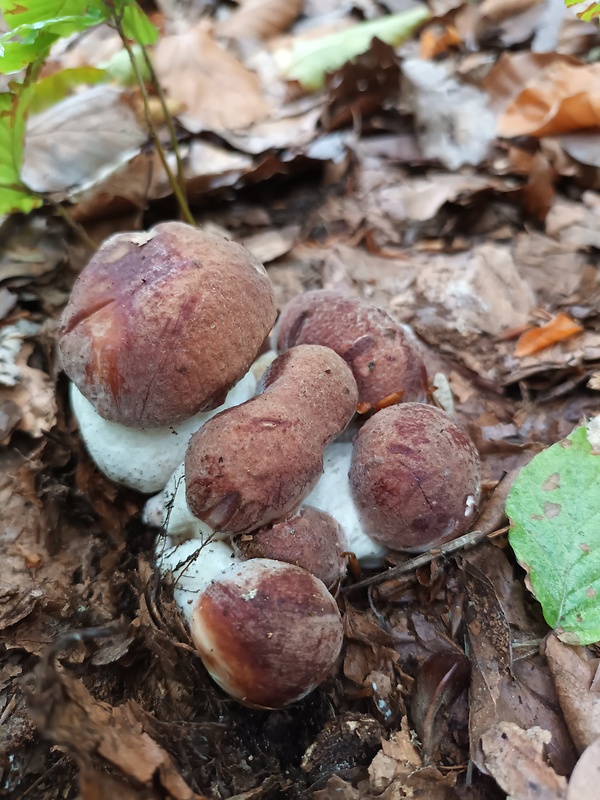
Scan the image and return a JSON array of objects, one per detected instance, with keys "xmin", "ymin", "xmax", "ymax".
[
  {"xmin": 567, "ymin": 738, "xmax": 600, "ymax": 800},
  {"xmin": 402, "ymin": 58, "xmax": 496, "ymax": 169},
  {"xmin": 153, "ymin": 20, "xmax": 270, "ymax": 134},
  {"xmin": 482, "ymin": 722, "xmax": 567, "ymax": 800},
  {"xmin": 498, "ymin": 61, "xmax": 600, "ymax": 138},
  {"xmin": 0, "ymin": 321, "xmax": 56, "ymax": 439},
  {"xmin": 21, "ymin": 84, "xmax": 147, "ymax": 195},
  {"xmin": 545, "ymin": 634, "xmax": 600, "ymax": 753}
]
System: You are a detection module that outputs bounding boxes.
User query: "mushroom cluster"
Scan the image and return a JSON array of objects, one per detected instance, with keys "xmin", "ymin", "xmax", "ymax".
[{"xmin": 59, "ymin": 222, "xmax": 481, "ymax": 710}]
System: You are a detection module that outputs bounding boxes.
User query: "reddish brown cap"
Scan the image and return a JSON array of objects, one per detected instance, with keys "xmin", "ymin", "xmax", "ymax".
[
  {"xmin": 233, "ymin": 507, "xmax": 347, "ymax": 588},
  {"xmin": 185, "ymin": 345, "xmax": 358, "ymax": 533},
  {"xmin": 275, "ymin": 290, "xmax": 428, "ymax": 407},
  {"xmin": 349, "ymin": 403, "xmax": 481, "ymax": 551},
  {"xmin": 59, "ymin": 222, "xmax": 276, "ymax": 428},
  {"xmin": 190, "ymin": 559, "xmax": 343, "ymax": 708}
]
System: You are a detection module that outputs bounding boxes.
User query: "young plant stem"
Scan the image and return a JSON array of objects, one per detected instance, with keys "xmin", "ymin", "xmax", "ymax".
[
  {"xmin": 139, "ymin": 45, "xmax": 186, "ymax": 198},
  {"xmin": 112, "ymin": 22, "xmax": 195, "ymax": 226}
]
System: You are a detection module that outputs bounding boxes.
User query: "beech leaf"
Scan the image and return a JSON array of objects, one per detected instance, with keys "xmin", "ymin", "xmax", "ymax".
[{"xmin": 507, "ymin": 425, "xmax": 600, "ymax": 645}]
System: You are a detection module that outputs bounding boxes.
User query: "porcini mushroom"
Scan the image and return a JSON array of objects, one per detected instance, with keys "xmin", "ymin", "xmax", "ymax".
[
  {"xmin": 233, "ymin": 507, "xmax": 348, "ymax": 589},
  {"xmin": 185, "ymin": 344, "xmax": 359, "ymax": 533},
  {"xmin": 59, "ymin": 222, "xmax": 276, "ymax": 492},
  {"xmin": 274, "ymin": 290, "xmax": 429, "ymax": 409},
  {"xmin": 189, "ymin": 558, "xmax": 344, "ymax": 708},
  {"xmin": 350, "ymin": 403, "xmax": 481, "ymax": 551}
]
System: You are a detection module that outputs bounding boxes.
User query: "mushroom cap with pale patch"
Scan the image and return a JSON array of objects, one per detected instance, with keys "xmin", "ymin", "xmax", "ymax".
[{"xmin": 59, "ymin": 222, "xmax": 276, "ymax": 428}]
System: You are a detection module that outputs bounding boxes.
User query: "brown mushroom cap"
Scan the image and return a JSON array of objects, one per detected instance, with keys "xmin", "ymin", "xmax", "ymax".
[
  {"xmin": 275, "ymin": 290, "xmax": 428, "ymax": 407},
  {"xmin": 59, "ymin": 222, "xmax": 276, "ymax": 428},
  {"xmin": 233, "ymin": 507, "xmax": 347, "ymax": 588},
  {"xmin": 349, "ymin": 403, "xmax": 481, "ymax": 551},
  {"xmin": 185, "ymin": 344, "xmax": 358, "ymax": 533},
  {"xmin": 190, "ymin": 559, "xmax": 344, "ymax": 708}
]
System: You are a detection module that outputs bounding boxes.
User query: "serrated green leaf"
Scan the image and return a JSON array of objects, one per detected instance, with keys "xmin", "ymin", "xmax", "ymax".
[
  {"xmin": 278, "ymin": 7, "xmax": 430, "ymax": 91},
  {"xmin": 507, "ymin": 426, "xmax": 600, "ymax": 645},
  {"xmin": 28, "ymin": 66, "xmax": 108, "ymax": 114},
  {"xmin": 0, "ymin": 89, "xmax": 41, "ymax": 214}
]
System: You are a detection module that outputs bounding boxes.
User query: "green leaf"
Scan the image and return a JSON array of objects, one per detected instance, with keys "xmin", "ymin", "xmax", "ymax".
[
  {"xmin": 0, "ymin": 0, "xmax": 106, "ymax": 28},
  {"xmin": 28, "ymin": 66, "xmax": 108, "ymax": 113},
  {"xmin": 0, "ymin": 12, "xmax": 107, "ymax": 72},
  {"xmin": 562, "ymin": 0, "xmax": 600, "ymax": 19},
  {"xmin": 117, "ymin": 1, "xmax": 158, "ymax": 45},
  {"xmin": 0, "ymin": 90, "xmax": 41, "ymax": 214},
  {"xmin": 0, "ymin": 32, "xmax": 58, "ymax": 73},
  {"xmin": 100, "ymin": 44, "xmax": 150, "ymax": 85},
  {"xmin": 278, "ymin": 7, "xmax": 430, "ymax": 91},
  {"xmin": 507, "ymin": 426, "xmax": 600, "ymax": 645}
]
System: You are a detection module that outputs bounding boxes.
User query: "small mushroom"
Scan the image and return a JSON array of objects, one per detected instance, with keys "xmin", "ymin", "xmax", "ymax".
[
  {"xmin": 185, "ymin": 345, "xmax": 358, "ymax": 533},
  {"xmin": 189, "ymin": 558, "xmax": 344, "ymax": 709},
  {"xmin": 59, "ymin": 222, "xmax": 276, "ymax": 492},
  {"xmin": 233, "ymin": 507, "xmax": 348, "ymax": 589},
  {"xmin": 274, "ymin": 290, "xmax": 429, "ymax": 408},
  {"xmin": 350, "ymin": 403, "xmax": 481, "ymax": 551}
]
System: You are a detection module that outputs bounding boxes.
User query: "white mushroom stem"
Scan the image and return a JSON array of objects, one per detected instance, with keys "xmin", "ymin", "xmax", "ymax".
[
  {"xmin": 151, "ymin": 441, "xmax": 389, "ymax": 567},
  {"xmin": 156, "ymin": 537, "xmax": 240, "ymax": 623},
  {"xmin": 72, "ymin": 369, "xmax": 257, "ymax": 493},
  {"xmin": 304, "ymin": 442, "xmax": 389, "ymax": 567}
]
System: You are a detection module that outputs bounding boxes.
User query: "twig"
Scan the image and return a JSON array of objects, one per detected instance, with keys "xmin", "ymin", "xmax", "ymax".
[
  {"xmin": 343, "ymin": 526, "xmax": 509, "ymax": 593},
  {"xmin": 52, "ymin": 203, "xmax": 97, "ymax": 251}
]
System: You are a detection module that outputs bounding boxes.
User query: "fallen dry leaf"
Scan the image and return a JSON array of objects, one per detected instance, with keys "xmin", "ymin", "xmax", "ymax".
[
  {"xmin": 482, "ymin": 722, "xmax": 567, "ymax": 800},
  {"xmin": 419, "ymin": 24, "xmax": 461, "ymax": 59},
  {"xmin": 21, "ymin": 85, "xmax": 147, "ymax": 195},
  {"xmin": 0, "ymin": 322, "xmax": 57, "ymax": 439},
  {"xmin": 498, "ymin": 61, "xmax": 600, "ymax": 138},
  {"xmin": 24, "ymin": 656, "xmax": 203, "ymax": 800},
  {"xmin": 153, "ymin": 20, "xmax": 270, "ymax": 134},
  {"xmin": 545, "ymin": 634, "xmax": 600, "ymax": 753},
  {"xmin": 483, "ymin": 52, "xmax": 580, "ymax": 114},
  {"xmin": 567, "ymin": 738, "xmax": 600, "ymax": 800},
  {"xmin": 217, "ymin": 0, "xmax": 303, "ymax": 40},
  {"xmin": 515, "ymin": 313, "xmax": 583, "ymax": 357}
]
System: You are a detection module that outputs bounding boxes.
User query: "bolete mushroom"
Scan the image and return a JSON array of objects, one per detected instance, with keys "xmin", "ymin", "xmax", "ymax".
[
  {"xmin": 59, "ymin": 222, "xmax": 276, "ymax": 492},
  {"xmin": 274, "ymin": 290, "xmax": 429, "ymax": 409},
  {"xmin": 190, "ymin": 558, "xmax": 344, "ymax": 709},
  {"xmin": 185, "ymin": 344, "xmax": 359, "ymax": 533}
]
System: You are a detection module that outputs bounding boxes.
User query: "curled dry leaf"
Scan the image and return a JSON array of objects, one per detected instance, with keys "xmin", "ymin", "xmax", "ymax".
[
  {"xmin": 515, "ymin": 313, "xmax": 583, "ymax": 357},
  {"xmin": 545, "ymin": 634, "xmax": 600, "ymax": 753},
  {"xmin": 497, "ymin": 61, "xmax": 600, "ymax": 138},
  {"xmin": 153, "ymin": 20, "xmax": 270, "ymax": 134},
  {"xmin": 217, "ymin": 0, "xmax": 303, "ymax": 40}
]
